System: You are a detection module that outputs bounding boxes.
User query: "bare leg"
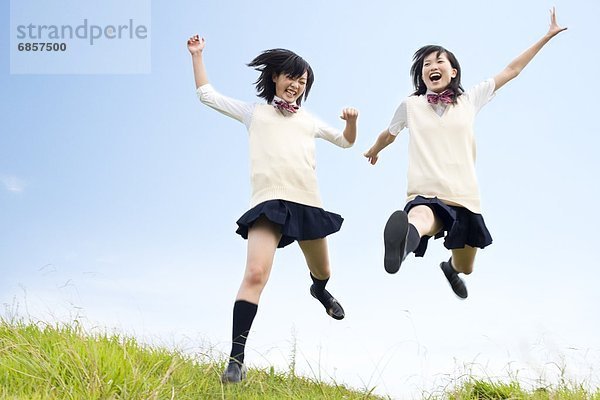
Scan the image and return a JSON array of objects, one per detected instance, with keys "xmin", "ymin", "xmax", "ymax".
[
  {"xmin": 298, "ymin": 237, "xmax": 330, "ymax": 280},
  {"xmin": 298, "ymin": 238, "xmax": 344, "ymax": 320},
  {"xmin": 439, "ymin": 246, "xmax": 477, "ymax": 299},
  {"xmin": 450, "ymin": 245, "xmax": 477, "ymax": 275},
  {"xmin": 236, "ymin": 217, "xmax": 282, "ymax": 304},
  {"xmin": 407, "ymin": 205, "xmax": 443, "ymax": 237},
  {"xmin": 223, "ymin": 217, "xmax": 282, "ymax": 383}
]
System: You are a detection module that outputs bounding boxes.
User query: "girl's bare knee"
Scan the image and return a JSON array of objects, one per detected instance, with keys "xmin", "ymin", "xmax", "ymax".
[
  {"xmin": 243, "ymin": 263, "xmax": 269, "ymax": 288},
  {"xmin": 408, "ymin": 205, "xmax": 431, "ymax": 222},
  {"xmin": 408, "ymin": 206, "xmax": 441, "ymax": 237}
]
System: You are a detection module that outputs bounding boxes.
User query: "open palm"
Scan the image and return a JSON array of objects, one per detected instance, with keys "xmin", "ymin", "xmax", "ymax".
[{"xmin": 547, "ymin": 7, "xmax": 567, "ymax": 38}]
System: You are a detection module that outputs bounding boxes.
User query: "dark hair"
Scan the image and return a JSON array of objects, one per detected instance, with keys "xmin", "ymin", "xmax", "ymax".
[
  {"xmin": 410, "ymin": 45, "xmax": 464, "ymax": 101},
  {"xmin": 247, "ymin": 48, "xmax": 314, "ymax": 105}
]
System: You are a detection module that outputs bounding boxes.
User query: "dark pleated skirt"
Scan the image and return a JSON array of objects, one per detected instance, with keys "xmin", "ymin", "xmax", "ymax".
[
  {"xmin": 404, "ymin": 195, "xmax": 493, "ymax": 257},
  {"xmin": 236, "ymin": 200, "xmax": 344, "ymax": 248}
]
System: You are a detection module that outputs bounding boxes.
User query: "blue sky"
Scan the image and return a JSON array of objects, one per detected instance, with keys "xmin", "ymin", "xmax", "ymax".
[{"xmin": 2, "ymin": 0, "xmax": 599, "ymax": 398}]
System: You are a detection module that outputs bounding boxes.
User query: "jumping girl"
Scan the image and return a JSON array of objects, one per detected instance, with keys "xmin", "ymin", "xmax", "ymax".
[
  {"xmin": 187, "ymin": 35, "xmax": 358, "ymax": 383},
  {"xmin": 364, "ymin": 8, "xmax": 566, "ymax": 299}
]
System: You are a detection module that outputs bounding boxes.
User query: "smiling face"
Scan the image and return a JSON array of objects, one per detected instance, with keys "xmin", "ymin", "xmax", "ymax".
[
  {"xmin": 421, "ymin": 51, "xmax": 458, "ymax": 93},
  {"xmin": 272, "ymin": 71, "xmax": 308, "ymax": 103}
]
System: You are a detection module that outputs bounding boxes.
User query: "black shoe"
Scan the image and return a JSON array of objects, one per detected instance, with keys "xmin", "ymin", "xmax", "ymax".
[
  {"xmin": 384, "ymin": 210, "xmax": 409, "ymax": 274},
  {"xmin": 221, "ymin": 361, "xmax": 248, "ymax": 384},
  {"xmin": 440, "ymin": 260, "xmax": 468, "ymax": 299},
  {"xmin": 310, "ymin": 285, "xmax": 345, "ymax": 320}
]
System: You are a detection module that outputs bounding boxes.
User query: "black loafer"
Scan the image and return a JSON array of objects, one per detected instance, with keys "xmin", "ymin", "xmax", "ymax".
[
  {"xmin": 310, "ymin": 285, "xmax": 345, "ymax": 320},
  {"xmin": 384, "ymin": 210, "xmax": 409, "ymax": 274},
  {"xmin": 221, "ymin": 361, "xmax": 248, "ymax": 384},
  {"xmin": 440, "ymin": 260, "xmax": 468, "ymax": 299}
]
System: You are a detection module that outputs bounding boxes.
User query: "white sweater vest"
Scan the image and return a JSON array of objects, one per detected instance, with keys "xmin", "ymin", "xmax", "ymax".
[
  {"xmin": 405, "ymin": 95, "xmax": 481, "ymax": 213},
  {"xmin": 248, "ymin": 104, "xmax": 323, "ymax": 208}
]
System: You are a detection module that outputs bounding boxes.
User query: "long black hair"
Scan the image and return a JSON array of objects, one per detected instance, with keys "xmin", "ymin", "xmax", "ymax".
[
  {"xmin": 247, "ymin": 48, "xmax": 314, "ymax": 105},
  {"xmin": 410, "ymin": 45, "xmax": 464, "ymax": 101}
]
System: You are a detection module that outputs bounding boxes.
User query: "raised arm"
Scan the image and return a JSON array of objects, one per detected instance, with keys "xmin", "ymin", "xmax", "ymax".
[
  {"xmin": 187, "ymin": 34, "xmax": 254, "ymax": 125},
  {"xmin": 494, "ymin": 7, "xmax": 567, "ymax": 92},
  {"xmin": 340, "ymin": 108, "xmax": 359, "ymax": 145},
  {"xmin": 187, "ymin": 34, "xmax": 209, "ymax": 89}
]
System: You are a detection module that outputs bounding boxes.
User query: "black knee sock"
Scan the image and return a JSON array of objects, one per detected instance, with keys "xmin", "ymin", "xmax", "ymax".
[
  {"xmin": 406, "ymin": 224, "xmax": 421, "ymax": 254},
  {"xmin": 310, "ymin": 273, "xmax": 331, "ymax": 302},
  {"xmin": 229, "ymin": 300, "xmax": 258, "ymax": 364}
]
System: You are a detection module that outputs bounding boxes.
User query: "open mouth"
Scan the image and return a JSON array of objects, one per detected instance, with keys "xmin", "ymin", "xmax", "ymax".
[
  {"xmin": 285, "ymin": 89, "xmax": 297, "ymax": 97},
  {"xmin": 429, "ymin": 72, "xmax": 442, "ymax": 82}
]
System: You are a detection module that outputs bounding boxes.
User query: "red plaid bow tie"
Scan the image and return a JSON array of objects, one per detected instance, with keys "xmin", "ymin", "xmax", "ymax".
[
  {"xmin": 273, "ymin": 99, "xmax": 299, "ymax": 114},
  {"xmin": 427, "ymin": 89, "xmax": 455, "ymax": 105}
]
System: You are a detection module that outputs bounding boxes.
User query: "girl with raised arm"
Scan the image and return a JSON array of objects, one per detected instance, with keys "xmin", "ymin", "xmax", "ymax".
[
  {"xmin": 364, "ymin": 8, "xmax": 566, "ymax": 299},
  {"xmin": 187, "ymin": 35, "xmax": 358, "ymax": 383}
]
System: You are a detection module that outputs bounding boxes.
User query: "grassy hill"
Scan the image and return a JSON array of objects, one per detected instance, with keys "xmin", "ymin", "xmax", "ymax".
[
  {"xmin": 1, "ymin": 319, "xmax": 598, "ymax": 399},
  {"xmin": 0, "ymin": 319, "xmax": 382, "ymax": 399}
]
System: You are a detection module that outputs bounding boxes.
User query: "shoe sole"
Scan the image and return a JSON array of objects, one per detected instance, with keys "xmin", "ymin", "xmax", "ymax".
[{"xmin": 383, "ymin": 210, "xmax": 409, "ymax": 274}]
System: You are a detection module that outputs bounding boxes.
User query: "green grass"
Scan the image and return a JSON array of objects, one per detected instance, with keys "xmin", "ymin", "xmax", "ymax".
[
  {"xmin": 0, "ymin": 318, "xmax": 382, "ymax": 399},
  {"xmin": 1, "ymin": 318, "xmax": 599, "ymax": 399},
  {"xmin": 437, "ymin": 377, "xmax": 600, "ymax": 400}
]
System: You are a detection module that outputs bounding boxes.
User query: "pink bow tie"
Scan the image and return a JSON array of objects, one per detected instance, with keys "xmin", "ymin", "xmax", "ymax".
[
  {"xmin": 427, "ymin": 89, "xmax": 454, "ymax": 105},
  {"xmin": 273, "ymin": 99, "xmax": 299, "ymax": 114}
]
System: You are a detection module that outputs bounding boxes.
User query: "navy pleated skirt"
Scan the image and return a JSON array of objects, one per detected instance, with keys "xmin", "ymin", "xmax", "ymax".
[
  {"xmin": 236, "ymin": 200, "xmax": 344, "ymax": 248},
  {"xmin": 404, "ymin": 196, "xmax": 493, "ymax": 257}
]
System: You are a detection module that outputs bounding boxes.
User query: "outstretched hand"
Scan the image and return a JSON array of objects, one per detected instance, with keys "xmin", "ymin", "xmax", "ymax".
[
  {"xmin": 547, "ymin": 7, "xmax": 567, "ymax": 38},
  {"xmin": 363, "ymin": 148, "xmax": 379, "ymax": 165},
  {"xmin": 187, "ymin": 34, "xmax": 205, "ymax": 55}
]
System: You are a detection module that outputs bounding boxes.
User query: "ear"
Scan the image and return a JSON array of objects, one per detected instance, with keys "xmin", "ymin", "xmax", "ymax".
[
  {"xmin": 451, "ymin": 68, "xmax": 458, "ymax": 78},
  {"xmin": 272, "ymin": 72, "xmax": 278, "ymax": 82}
]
